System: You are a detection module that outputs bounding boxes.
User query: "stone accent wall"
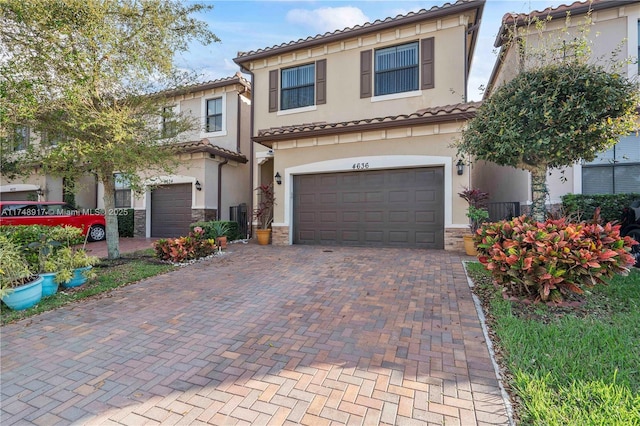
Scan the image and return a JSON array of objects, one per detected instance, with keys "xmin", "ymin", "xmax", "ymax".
[
  {"xmin": 191, "ymin": 208, "xmax": 217, "ymax": 223},
  {"xmin": 271, "ymin": 225, "xmax": 289, "ymax": 246},
  {"xmin": 133, "ymin": 210, "xmax": 146, "ymax": 237},
  {"xmin": 445, "ymin": 227, "xmax": 467, "ymax": 252}
]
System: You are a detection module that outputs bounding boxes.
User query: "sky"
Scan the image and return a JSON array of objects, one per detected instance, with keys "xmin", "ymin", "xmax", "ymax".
[{"xmin": 176, "ymin": 1, "xmax": 564, "ymax": 101}]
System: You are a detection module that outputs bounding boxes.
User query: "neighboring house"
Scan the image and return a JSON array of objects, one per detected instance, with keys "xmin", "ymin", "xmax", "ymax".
[
  {"xmin": 124, "ymin": 73, "xmax": 252, "ymax": 238},
  {"xmin": 0, "ymin": 127, "xmax": 97, "ymax": 207},
  {"xmin": 1, "ymin": 73, "xmax": 252, "ymax": 239},
  {"xmin": 235, "ymin": 0, "xmax": 485, "ymax": 250},
  {"xmin": 474, "ymin": 0, "xmax": 640, "ymax": 211}
]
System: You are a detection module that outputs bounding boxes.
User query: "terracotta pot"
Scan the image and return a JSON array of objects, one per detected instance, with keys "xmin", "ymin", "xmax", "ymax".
[
  {"xmin": 216, "ymin": 236, "xmax": 228, "ymax": 249},
  {"xmin": 256, "ymin": 229, "xmax": 271, "ymax": 245},
  {"xmin": 463, "ymin": 234, "xmax": 478, "ymax": 256}
]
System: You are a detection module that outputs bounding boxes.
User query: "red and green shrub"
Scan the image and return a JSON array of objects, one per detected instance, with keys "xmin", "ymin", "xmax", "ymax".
[
  {"xmin": 153, "ymin": 227, "xmax": 216, "ymax": 263},
  {"xmin": 476, "ymin": 215, "xmax": 637, "ymax": 302}
]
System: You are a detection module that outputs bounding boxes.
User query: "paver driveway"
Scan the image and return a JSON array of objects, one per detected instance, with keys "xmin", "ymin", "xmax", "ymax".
[{"xmin": 1, "ymin": 245, "xmax": 510, "ymax": 425}]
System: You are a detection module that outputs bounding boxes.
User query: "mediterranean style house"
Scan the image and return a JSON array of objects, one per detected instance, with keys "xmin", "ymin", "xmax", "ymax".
[
  {"xmin": 0, "ymin": 73, "xmax": 252, "ymax": 238},
  {"xmin": 473, "ymin": 0, "xmax": 640, "ymax": 210},
  {"xmin": 235, "ymin": 0, "xmax": 485, "ymax": 250}
]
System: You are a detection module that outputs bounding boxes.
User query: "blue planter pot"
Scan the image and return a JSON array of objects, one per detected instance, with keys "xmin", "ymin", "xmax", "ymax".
[
  {"xmin": 40, "ymin": 272, "xmax": 59, "ymax": 297},
  {"xmin": 62, "ymin": 266, "xmax": 92, "ymax": 288},
  {"xmin": 2, "ymin": 276, "xmax": 43, "ymax": 310}
]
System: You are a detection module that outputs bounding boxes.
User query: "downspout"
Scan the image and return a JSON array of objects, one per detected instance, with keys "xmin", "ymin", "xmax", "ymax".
[
  {"xmin": 217, "ymin": 158, "xmax": 228, "ymax": 221},
  {"xmin": 238, "ymin": 66, "xmax": 255, "ymax": 239}
]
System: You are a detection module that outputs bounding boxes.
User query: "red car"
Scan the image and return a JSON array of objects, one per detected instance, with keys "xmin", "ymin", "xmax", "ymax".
[{"xmin": 0, "ymin": 201, "xmax": 106, "ymax": 241}]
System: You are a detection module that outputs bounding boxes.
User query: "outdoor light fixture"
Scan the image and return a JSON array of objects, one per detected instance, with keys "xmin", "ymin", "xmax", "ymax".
[
  {"xmin": 195, "ymin": 180, "xmax": 202, "ymax": 191},
  {"xmin": 456, "ymin": 159, "xmax": 464, "ymax": 176},
  {"xmin": 275, "ymin": 172, "xmax": 282, "ymax": 185},
  {"xmin": 36, "ymin": 188, "xmax": 44, "ymax": 196}
]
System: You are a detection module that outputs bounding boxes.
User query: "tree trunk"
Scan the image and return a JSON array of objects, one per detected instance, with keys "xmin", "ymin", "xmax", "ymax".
[
  {"xmin": 101, "ymin": 175, "xmax": 121, "ymax": 259},
  {"xmin": 530, "ymin": 167, "xmax": 548, "ymax": 222}
]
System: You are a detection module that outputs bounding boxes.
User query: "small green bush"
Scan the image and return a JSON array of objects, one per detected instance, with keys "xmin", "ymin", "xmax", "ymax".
[
  {"xmin": 562, "ymin": 193, "xmax": 640, "ymax": 223},
  {"xmin": 190, "ymin": 220, "xmax": 241, "ymax": 241},
  {"xmin": 476, "ymin": 215, "xmax": 636, "ymax": 302},
  {"xmin": 0, "ymin": 225, "xmax": 84, "ymax": 268},
  {"xmin": 117, "ymin": 208, "xmax": 134, "ymax": 237}
]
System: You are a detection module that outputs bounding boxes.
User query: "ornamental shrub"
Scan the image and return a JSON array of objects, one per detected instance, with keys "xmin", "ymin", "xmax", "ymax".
[
  {"xmin": 475, "ymin": 215, "xmax": 637, "ymax": 302},
  {"xmin": 190, "ymin": 220, "xmax": 241, "ymax": 241},
  {"xmin": 153, "ymin": 227, "xmax": 216, "ymax": 263},
  {"xmin": 562, "ymin": 193, "xmax": 640, "ymax": 224}
]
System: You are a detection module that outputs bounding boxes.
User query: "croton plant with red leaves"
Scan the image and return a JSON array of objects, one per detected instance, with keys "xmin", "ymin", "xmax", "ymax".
[{"xmin": 475, "ymin": 215, "xmax": 637, "ymax": 302}]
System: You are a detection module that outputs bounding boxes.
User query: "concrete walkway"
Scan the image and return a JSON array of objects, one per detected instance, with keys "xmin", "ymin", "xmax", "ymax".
[{"xmin": 1, "ymin": 244, "xmax": 510, "ymax": 425}]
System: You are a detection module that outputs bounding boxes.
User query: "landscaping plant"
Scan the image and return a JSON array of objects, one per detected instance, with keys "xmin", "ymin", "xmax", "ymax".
[
  {"xmin": 475, "ymin": 213, "xmax": 637, "ymax": 302},
  {"xmin": 153, "ymin": 226, "xmax": 216, "ymax": 263}
]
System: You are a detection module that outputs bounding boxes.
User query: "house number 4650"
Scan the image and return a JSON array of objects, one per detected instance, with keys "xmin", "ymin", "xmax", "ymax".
[{"xmin": 352, "ymin": 162, "xmax": 369, "ymax": 170}]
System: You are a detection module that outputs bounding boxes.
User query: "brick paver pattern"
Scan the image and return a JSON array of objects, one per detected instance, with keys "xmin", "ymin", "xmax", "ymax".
[{"xmin": 1, "ymin": 245, "xmax": 509, "ymax": 425}]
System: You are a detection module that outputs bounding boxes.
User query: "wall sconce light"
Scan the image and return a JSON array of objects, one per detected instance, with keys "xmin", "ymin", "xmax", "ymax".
[
  {"xmin": 36, "ymin": 188, "xmax": 44, "ymax": 196},
  {"xmin": 274, "ymin": 172, "xmax": 282, "ymax": 185},
  {"xmin": 456, "ymin": 159, "xmax": 464, "ymax": 176},
  {"xmin": 195, "ymin": 180, "xmax": 202, "ymax": 191}
]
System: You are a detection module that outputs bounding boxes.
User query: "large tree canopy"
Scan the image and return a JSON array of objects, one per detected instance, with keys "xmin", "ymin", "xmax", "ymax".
[
  {"xmin": 0, "ymin": 0, "xmax": 219, "ymax": 259},
  {"xmin": 458, "ymin": 62, "xmax": 638, "ymax": 221}
]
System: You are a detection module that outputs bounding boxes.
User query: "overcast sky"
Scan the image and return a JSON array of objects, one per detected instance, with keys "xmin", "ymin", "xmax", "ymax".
[{"xmin": 177, "ymin": 1, "xmax": 562, "ymax": 101}]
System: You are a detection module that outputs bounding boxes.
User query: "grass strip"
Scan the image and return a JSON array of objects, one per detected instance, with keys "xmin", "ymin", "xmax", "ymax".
[{"xmin": 466, "ymin": 262, "xmax": 640, "ymax": 425}]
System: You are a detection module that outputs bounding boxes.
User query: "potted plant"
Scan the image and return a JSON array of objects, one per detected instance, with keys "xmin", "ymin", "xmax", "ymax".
[
  {"xmin": 0, "ymin": 236, "xmax": 43, "ymax": 310},
  {"xmin": 458, "ymin": 187, "xmax": 490, "ymax": 256},
  {"xmin": 55, "ymin": 247, "xmax": 99, "ymax": 288},
  {"xmin": 254, "ymin": 183, "xmax": 275, "ymax": 245},
  {"xmin": 211, "ymin": 221, "xmax": 230, "ymax": 249}
]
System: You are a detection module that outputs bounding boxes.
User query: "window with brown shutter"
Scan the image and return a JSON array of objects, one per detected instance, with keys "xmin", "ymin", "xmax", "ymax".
[
  {"xmin": 421, "ymin": 37, "xmax": 435, "ymax": 90},
  {"xmin": 316, "ymin": 59, "xmax": 326, "ymax": 105},
  {"xmin": 268, "ymin": 70, "xmax": 278, "ymax": 112},
  {"xmin": 360, "ymin": 50, "xmax": 372, "ymax": 98}
]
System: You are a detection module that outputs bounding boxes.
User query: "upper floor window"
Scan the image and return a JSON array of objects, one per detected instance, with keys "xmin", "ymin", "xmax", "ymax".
[
  {"xmin": 268, "ymin": 60, "xmax": 326, "ymax": 113},
  {"xmin": 162, "ymin": 106, "xmax": 176, "ymax": 138},
  {"xmin": 12, "ymin": 126, "xmax": 29, "ymax": 151},
  {"xmin": 375, "ymin": 42, "xmax": 419, "ymax": 96},
  {"xmin": 582, "ymin": 134, "xmax": 640, "ymax": 194},
  {"xmin": 206, "ymin": 98, "xmax": 222, "ymax": 132},
  {"xmin": 360, "ymin": 37, "xmax": 434, "ymax": 98},
  {"xmin": 281, "ymin": 64, "xmax": 315, "ymax": 110}
]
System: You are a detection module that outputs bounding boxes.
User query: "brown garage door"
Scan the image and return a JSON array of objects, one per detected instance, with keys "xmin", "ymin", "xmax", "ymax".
[
  {"xmin": 1, "ymin": 191, "xmax": 38, "ymax": 201},
  {"xmin": 293, "ymin": 167, "xmax": 444, "ymax": 248},
  {"xmin": 151, "ymin": 183, "xmax": 192, "ymax": 238}
]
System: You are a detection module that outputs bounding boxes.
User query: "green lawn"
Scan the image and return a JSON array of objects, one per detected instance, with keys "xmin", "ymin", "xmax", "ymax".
[
  {"xmin": 1, "ymin": 250, "xmax": 175, "ymax": 325},
  {"xmin": 466, "ymin": 263, "xmax": 640, "ymax": 425}
]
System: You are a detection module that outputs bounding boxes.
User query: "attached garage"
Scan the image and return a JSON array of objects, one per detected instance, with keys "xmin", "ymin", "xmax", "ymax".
[
  {"xmin": 151, "ymin": 183, "xmax": 192, "ymax": 238},
  {"xmin": 293, "ymin": 167, "xmax": 444, "ymax": 248}
]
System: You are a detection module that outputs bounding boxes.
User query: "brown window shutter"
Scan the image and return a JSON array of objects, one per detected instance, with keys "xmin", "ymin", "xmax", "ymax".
[
  {"xmin": 421, "ymin": 37, "xmax": 435, "ymax": 90},
  {"xmin": 316, "ymin": 59, "xmax": 327, "ymax": 105},
  {"xmin": 268, "ymin": 69, "xmax": 278, "ymax": 112},
  {"xmin": 360, "ymin": 50, "xmax": 372, "ymax": 98}
]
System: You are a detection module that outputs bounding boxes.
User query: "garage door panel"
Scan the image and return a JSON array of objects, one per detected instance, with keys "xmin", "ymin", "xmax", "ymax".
[
  {"xmin": 151, "ymin": 184, "xmax": 192, "ymax": 238},
  {"xmin": 300, "ymin": 194, "xmax": 315, "ymax": 204},
  {"xmin": 293, "ymin": 167, "xmax": 444, "ymax": 248},
  {"xmin": 320, "ymin": 193, "xmax": 337, "ymax": 203}
]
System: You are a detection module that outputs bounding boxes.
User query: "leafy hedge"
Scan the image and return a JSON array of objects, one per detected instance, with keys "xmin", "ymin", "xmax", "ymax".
[
  {"xmin": 476, "ymin": 215, "xmax": 636, "ymax": 302},
  {"xmin": 562, "ymin": 193, "xmax": 640, "ymax": 223},
  {"xmin": 190, "ymin": 221, "xmax": 241, "ymax": 241},
  {"xmin": 0, "ymin": 225, "xmax": 85, "ymax": 269},
  {"xmin": 117, "ymin": 208, "xmax": 134, "ymax": 237}
]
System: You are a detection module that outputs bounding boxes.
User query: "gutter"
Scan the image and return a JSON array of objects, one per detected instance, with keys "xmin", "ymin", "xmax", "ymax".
[{"xmin": 238, "ymin": 65, "xmax": 256, "ymax": 239}]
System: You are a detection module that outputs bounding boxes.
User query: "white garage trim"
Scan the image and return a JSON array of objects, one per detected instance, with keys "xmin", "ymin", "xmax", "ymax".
[{"xmin": 277, "ymin": 155, "xmax": 453, "ymax": 245}]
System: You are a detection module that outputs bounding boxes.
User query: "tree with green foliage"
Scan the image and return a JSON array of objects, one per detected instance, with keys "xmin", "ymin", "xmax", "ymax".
[
  {"xmin": 457, "ymin": 14, "xmax": 638, "ymax": 222},
  {"xmin": 0, "ymin": 0, "xmax": 219, "ymax": 259}
]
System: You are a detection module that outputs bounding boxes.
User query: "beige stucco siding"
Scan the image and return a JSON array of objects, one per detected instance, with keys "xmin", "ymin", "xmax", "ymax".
[
  {"xmin": 249, "ymin": 20, "xmax": 469, "ymax": 135},
  {"xmin": 267, "ymin": 122, "xmax": 472, "ymax": 234}
]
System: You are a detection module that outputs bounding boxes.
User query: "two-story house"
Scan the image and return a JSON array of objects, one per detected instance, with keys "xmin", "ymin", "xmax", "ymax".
[
  {"xmin": 235, "ymin": 0, "xmax": 485, "ymax": 251},
  {"xmin": 1, "ymin": 73, "xmax": 252, "ymax": 239},
  {"xmin": 474, "ymin": 0, "xmax": 640, "ymax": 211}
]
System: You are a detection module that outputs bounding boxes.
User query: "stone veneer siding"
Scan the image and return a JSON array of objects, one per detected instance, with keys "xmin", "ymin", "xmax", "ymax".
[
  {"xmin": 133, "ymin": 210, "xmax": 146, "ymax": 238},
  {"xmin": 271, "ymin": 225, "xmax": 289, "ymax": 246},
  {"xmin": 191, "ymin": 208, "xmax": 217, "ymax": 223},
  {"xmin": 445, "ymin": 227, "xmax": 467, "ymax": 252}
]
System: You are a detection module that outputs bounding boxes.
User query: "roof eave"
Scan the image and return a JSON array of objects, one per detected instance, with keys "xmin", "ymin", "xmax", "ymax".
[
  {"xmin": 235, "ymin": 0, "xmax": 486, "ymax": 65},
  {"xmin": 253, "ymin": 110, "xmax": 477, "ymax": 147}
]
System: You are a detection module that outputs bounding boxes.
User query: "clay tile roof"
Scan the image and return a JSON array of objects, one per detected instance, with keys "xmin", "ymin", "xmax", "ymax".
[
  {"xmin": 495, "ymin": 0, "xmax": 634, "ymax": 47},
  {"xmin": 152, "ymin": 72, "xmax": 251, "ymax": 98},
  {"xmin": 254, "ymin": 102, "xmax": 481, "ymax": 144},
  {"xmin": 234, "ymin": 0, "xmax": 484, "ymax": 63},
  {"xmin": 175, "ymin": 139, "xmax": 248, "ymax": 163}
]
